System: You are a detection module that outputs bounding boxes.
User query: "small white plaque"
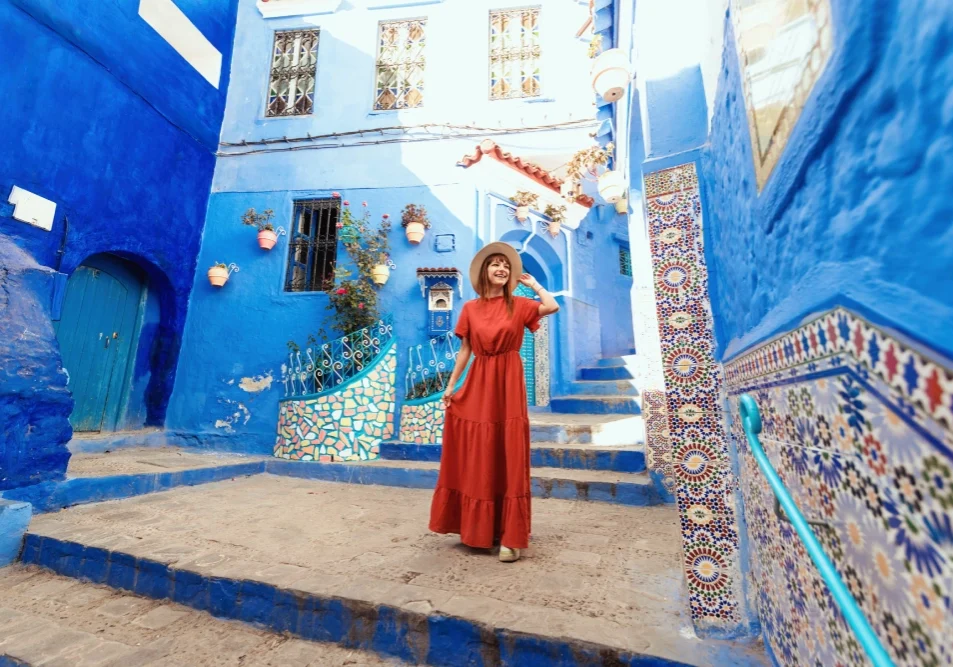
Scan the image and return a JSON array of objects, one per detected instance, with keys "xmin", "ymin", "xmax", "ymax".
[{"xmin": 8, "ymin": 186, "xmax": 56, "ymax": 231}]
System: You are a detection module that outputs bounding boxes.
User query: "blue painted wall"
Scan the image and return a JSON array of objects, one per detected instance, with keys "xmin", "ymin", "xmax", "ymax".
[
  {"xmin": 0, "ymin": 0, "xmax": 238, "ymax": 446},
  {"xmin": 644, "ymin": 66, "xmax": 709, "ymax": 160},
  {"xmin": 701, "ymin": 0, "xmax": 953, "ymax": 361}
]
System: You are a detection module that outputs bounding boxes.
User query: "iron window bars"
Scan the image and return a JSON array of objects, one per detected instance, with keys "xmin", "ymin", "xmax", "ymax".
[
  {"xmin": 267, "ymin": 29, "xmax": 319, "ymax": 117},
  {"xmin": 489, "ymin": 7, "xmax": 542, "ymax": 100},
  {"xmin": 285, "ymin": 199, "xmax": 340, "ymax": 292},
  {"xmin": 374, "ymin": 19, "xmax": 427, "ymax": 110}
]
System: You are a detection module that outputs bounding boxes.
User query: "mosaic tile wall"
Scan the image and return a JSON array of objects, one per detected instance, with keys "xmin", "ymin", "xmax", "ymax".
[
  {"xmin": 643, "ymin": 163, "xmax": 749, "ymax": 633},
  {"xmin": 643, "ymin": 389, "xmax": 675, "ymax": 501},
  {"xmin": 399, "ymin": 398, "xmax": 445, "ymax": 444},
  {"xmin": 725, "ymin": 308, "xmax": 953, "ymax": 666},
  {"xmin": 274, "ymin": 345, "xmax": 397, "ymax": 461}
]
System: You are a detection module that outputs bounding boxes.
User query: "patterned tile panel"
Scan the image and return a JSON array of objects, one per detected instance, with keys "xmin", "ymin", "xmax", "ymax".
[
  {"xmin": 274, "ymin": 345, "xmax": 397, "ymax": 461},
  {"xmin": 724, "ymin": 309, "xmax": 953, "ymax": 666},
  {"xmin": 643, "ymin": 389, "xmax": 674, "ymax": 496},
  {"xmin": 643, "ymin": 163, "xmax": 748, "ymax": 633},
  {"xmin": 399, "ymin": 398, "xmax": 446, "ymax": 444}
]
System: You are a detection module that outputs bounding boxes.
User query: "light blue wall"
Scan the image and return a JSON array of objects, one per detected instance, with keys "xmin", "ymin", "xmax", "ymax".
[
  {"xmin": 701, "ymin": 0, "xmax": 953, "ymax": 361},
  {"xmin": 644, "ymin": 66, "xmax": 709, "ymax": 160}
]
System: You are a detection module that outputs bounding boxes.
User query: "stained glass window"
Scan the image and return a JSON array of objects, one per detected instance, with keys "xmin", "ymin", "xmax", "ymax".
[
  {"xmin": 489, "ymin": 7, "xmax": 541, "ymax": 100},
  {"xmin": 374, "ymin": 19, "xmax": 426, "ymax": 111},
  {"xmin": 619, "ymin": 246, "xmax": 632, "ymax": 277},
  {"xmin": 267, "ymin": 30, "xmax": 319, "ymax": 117}
]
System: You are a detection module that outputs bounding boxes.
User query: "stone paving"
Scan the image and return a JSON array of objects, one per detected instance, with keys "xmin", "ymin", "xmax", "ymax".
[
  {"xmin": 0, "ymin": 565, "xmax": 403, "ymax": 666},
  {"xmin": 67, "ymin": 447, "xmax": 270, "ymax": 478},
  {"xmin": 25, "ymin": 476, "xmax": 768, "ymax": 666}
]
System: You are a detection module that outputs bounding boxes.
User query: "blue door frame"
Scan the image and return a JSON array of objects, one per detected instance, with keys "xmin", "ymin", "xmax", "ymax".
[
  {"xmin": 53, "ymin": 255, "xmax": 145, "ymax": 432},
  {"xmin": 515, "ymin": 284, "xmax": 536, "ymax": 405}
]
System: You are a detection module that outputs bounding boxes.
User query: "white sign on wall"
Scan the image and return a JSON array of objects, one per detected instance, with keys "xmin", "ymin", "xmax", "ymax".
[{"xmin": 8, "ymin": 186, "xmax": 56, "ymax": 231}]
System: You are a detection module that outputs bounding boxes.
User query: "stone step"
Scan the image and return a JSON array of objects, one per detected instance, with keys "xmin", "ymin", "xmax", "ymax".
[
  {"xmin": 530, "ymin": 412, "xmax": 644, "ymax": 445},
  {"xmin": 270, "ymin": 459, "xmax": 662, "ymax": 507},
  {"xmin": 565, "ymin": 378, "xmax": 639, "ymax": 397},
  {"xmin": 0, "ymin": 566, "xmax": 401, "ymax": 666},
  {"xmin": 380, "ymin": 441, "xmax": 645, "ymax": 472},
  {"xmin": 19, "ymin": 476, "xmax": 769, "ymax": 667},
  {"xmin": 579, "ymin": 365, "xmax": 634, "ymax": 381},
  {"xmin": 549, "ymin": 395, "xmax": 641, "ymax": 415},
  {"xmin": 593, "ymin": 354, "xmax": 637, "ymax": 368}
]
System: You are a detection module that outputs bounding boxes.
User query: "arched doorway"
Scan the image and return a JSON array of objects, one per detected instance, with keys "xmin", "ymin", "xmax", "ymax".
[
  {"xmin": 54, "ymin": 254, "xmax": 145, "ymax": 432},
  {"xmin": 515, "ymin": 283, "xmax": 537, "ymax": 405}
]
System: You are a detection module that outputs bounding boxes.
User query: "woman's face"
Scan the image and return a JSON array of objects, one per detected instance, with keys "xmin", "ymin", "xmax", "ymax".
[{"xmin": 485, "ymin": 255, "xmax": 511, "ymax": 288}]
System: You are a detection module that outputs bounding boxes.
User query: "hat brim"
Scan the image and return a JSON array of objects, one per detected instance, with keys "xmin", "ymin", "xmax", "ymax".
[{"xmin": 469, "ymin": 242, "xmax": 522, "ymax": 295}]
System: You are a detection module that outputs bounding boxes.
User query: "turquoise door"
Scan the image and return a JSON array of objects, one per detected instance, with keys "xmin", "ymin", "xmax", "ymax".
[
  {"xmin": 54, "ymin": 256, "xmax": 144, "ymax": 432},
  {"xmin": 515, "ymin": 284, "xmax": 536, "ymax": 405}
]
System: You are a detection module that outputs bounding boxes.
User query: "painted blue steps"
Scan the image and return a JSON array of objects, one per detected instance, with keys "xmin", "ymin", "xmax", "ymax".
[
  {"xmin": 579, "ymin": 364, "xmax": 634, "ymax": 381},
  {"xmin": 381, "ymin": 441, "xmax": 645, "ymax": 473},
  {"xmin": 565, "ymin": 379, "xmax": 639, "ymax": 397},
  {"xmin": 548, "ymin": 395, "xmax": 641, "ymax": 415}
]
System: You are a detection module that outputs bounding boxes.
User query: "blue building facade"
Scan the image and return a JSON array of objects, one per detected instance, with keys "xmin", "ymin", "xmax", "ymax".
[{"xmin": 0, "ymin": 0, "xmax": 239, "ymax": 488}]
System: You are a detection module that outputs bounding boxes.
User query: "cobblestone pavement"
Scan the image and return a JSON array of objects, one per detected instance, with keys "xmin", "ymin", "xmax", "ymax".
[
  {"xmin": 26, "ymin": 476, "xmax": 768, "ymax": 665},
  {"xmin": 0, "ymin": 565, "xmax": 404, "ymax": 666}
]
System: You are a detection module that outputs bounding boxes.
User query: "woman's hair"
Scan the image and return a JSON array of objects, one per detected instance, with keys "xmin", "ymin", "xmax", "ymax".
[{"xmin": 477, "ymin": 253, "xmax": 514, "ymax": 316}]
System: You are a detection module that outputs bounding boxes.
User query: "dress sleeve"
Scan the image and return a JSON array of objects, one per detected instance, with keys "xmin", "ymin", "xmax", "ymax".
[
  {"xmin": 454, "ymin": 301, "xmax": 470, "ymax": 339},
  {"xmin": 520, "ymin": 296, "xmax": 543, "ymax": 333}
]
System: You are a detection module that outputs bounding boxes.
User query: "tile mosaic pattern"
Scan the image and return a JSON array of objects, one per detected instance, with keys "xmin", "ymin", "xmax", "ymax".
[
  {"xmin": 725, "ymin": 308, "xmax": 953, "ymax": 666},
  {"xmin": 534, "ymin": 317, "xmax": 551, "ymax": 407},
  {"xmin": 644, "ymin": 163, "xmax": 747, "ymax": 632},
  {"xmin": 274, "ymin": 345, "xmax": 397, "ymax": 462},
  {"xmin": 399, "ymin": 398, "xmax": 446, "ymax": 445},
  {"xmin": 643, "ymin": 390, "xmax": 674, "ymax": 496}
]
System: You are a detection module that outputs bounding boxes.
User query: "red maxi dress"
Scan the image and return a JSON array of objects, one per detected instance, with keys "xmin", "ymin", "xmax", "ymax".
[{"xmin": 429, "ymin": 295, "xmax": 542, "ymax": 549}]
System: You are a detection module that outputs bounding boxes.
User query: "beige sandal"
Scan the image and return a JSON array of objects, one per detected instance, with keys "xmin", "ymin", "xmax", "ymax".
[{"xmin": 499, "ymin": 546, "xmax": 521, "ymax": 563}]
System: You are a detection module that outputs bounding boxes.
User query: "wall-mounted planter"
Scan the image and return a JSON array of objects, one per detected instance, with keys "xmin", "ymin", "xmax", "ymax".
[
  {"xmin": 208, "ymin": 263, "xmax": 239, "ymax": 288},
  {"xmin": 515, "ymin": 206, "xmax": 530, "ymax": 222},
  {"xmin": 371, "ymin": 264, "xmax": 391, "ymax": 286},
  {"xmin": 257, "ymin": 230, "xmax": 278, "ymax": 250},
  {"xmin": 598, "ymin": 170, "xmax": 627, "ymax": 203},
  {"xmin": 591, "ymin": 48, "xmax": 632, "ymax": 102},
  {"xmin": 405, "ymin": 222, "xmax": 427, "ymax": 244}
]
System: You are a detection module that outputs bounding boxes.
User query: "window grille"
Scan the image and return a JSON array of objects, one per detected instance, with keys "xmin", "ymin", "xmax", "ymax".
[
  {"xmin": 489, "ymin": 7, "xmax": 541, "ymax": 100},
  {"xmin": 267, "ymin": 30, "xmax": 319, "ymax": 117},
  {"xmin": 619, "ymin": 246, "xmax": 632, "ymax": 277},
  {"xmin": 285, "ymin": 199, "xmax": 340, "ymax": 292},
  {"xmin": 374, "ymin": 19, "xmax": 426, "ymax": 110}
]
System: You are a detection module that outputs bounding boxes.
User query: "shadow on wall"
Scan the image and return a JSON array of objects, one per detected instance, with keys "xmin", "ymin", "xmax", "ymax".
[{"xmin": 0, "ymin": 237, "xmax": 72, "ymax": 491}]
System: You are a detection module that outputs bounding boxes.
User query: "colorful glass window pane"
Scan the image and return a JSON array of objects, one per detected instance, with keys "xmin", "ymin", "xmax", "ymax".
[
  {"xmin": 374, "ymin": 19, "xmax": 426, "ymax": 111},
  {"xmin": 267, "ymin": 30, "xmax": 319, "ymax": 117},
  {"xmin": 619, "ymin": 246, "xmax": 632, "ymax": 277},
  {"xmin": 489, "ymin": 8, "xmax": 541, "ymax": 100}
]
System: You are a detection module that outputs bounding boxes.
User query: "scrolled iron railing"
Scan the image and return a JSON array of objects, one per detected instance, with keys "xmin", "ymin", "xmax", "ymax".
[
  {"xmin": 404, "ymin": 332, "xmax": 461, "ymax": 400},
  {"xmin": 283, "ymin": 316, "xmax": 394, "ymax": 398},
  {"xmin": 738, "ymin": 394, "xmax": 894, "ymax": 667}
]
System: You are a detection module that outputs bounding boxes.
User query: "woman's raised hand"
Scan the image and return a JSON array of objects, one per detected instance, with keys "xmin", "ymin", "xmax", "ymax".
[{"xmin": 518, "ymin": 273, "xmax": 538, "ymax": 289}]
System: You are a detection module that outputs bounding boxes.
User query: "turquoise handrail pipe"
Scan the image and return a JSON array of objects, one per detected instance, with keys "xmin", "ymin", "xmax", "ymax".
[{"xmin": 738, "ymin": 394, "xmax": 894, "ymax": 667}]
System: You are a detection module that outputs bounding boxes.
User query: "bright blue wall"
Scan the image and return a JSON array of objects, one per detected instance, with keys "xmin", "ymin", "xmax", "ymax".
[
  {"xmin": 702, "ymin": 0, "xmax": 953, "ymax": 361},
  {"xmin": 0, "ymin": 1, "xmax": 238, "ymax": 434},
  {"xmin": 644, "ymin": 66, "xmax": 709, "ymax": 160}
]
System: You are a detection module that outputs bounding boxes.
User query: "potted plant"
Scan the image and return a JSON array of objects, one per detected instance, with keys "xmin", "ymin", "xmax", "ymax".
[
  {"xmin": 208, "ymin": 262, "xmax": 231, "ymax": 287},
  {"xmin": 511, "ymin": 191, "xmax": 539, "ymax": 222},
  {"xmin": 242, "ymin": 208, "xmax": 278, "ymax": 250},
  {"xmin": 371, "ymin": 253, "xmax": 392, "ymax": 286},
  {"xmin": 591, "ymin": 47, "xmax": 632, "ymax": 102},
  {"xmin": 543, "ymin": 204, "xmax": 567, "ymax": 238},
  {"xmin": 566, "ymin": 142, "xmax": 613, "ymax": 181},
  {"xmin": 587, "ymin": 34, "xmax": 603, "ymax": 59},
  {"xmin": 401, "ymin": 204, "xmax": 430, "ymax": 244}
]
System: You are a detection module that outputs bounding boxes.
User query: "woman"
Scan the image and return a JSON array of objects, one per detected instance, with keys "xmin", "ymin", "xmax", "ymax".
[{"xmin": 428, "ymin": 242, "xmax": 559, "ymax": 562}]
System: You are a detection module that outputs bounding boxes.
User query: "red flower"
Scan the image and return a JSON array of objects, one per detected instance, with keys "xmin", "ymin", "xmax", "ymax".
[
  {"xmin": 343, "ymin": 200, "xmax": 350, "ymax": 206},
  {"xmin": 336, "ymin": 288, "xmax": 346, "ymax": 295},
  {"xmin": 362, "ymin": 201, "xmax": 368, "ymax": 207},
  {"xmin": 331, "ymin": 192, "xmax": 341, "ymax": 198},
  {"xmin": 382, "ymin": 213, "xmax": 390, "ymax": 219},
  {"xmin": 358, "ymin": 303, "xmax": 365, "ymax": 309},
  {"xmin": 335, "ymin": 222, "xmax": 343, "ymax": 228}
]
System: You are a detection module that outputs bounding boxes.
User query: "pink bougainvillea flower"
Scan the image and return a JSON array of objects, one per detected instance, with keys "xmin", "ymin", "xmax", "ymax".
[
  {"xmin": 331, "ymin": 192, "xmax": 341, "ymax": 198},
  {"xmin": 358, "ymin": 303, "xmax": 365, "ymax": 309},
  {"xmin": 343, "ymin": 201, "xmax": 351, "ymax": 207},
  {"xmin": 336, "ymin": 288, "xmax": 346, "ymax": 295}
]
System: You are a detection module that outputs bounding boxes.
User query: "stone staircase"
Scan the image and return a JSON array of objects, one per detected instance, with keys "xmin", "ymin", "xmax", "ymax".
[{"xmin": 549, "ymin": 354, "xmax": 640, "ymax": 415}]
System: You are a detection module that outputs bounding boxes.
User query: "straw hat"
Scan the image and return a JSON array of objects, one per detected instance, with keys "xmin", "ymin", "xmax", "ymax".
[{"xmin": 469, "ymin": 241, "xmax": 522, "ymax": 295}]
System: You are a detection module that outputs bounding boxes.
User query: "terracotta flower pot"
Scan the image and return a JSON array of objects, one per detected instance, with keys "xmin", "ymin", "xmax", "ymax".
[
  {"xmin": 257, "ymin": 229, "xmax": 278, "ymax": 250},
  {"xmin": 598, "ymin": 170, "xmax": 627, "ymax": 203},
  {"xmin": 208, "ymin": 266, "xmax": 230, "ymax": 287},
  {"xmin": 515, "ymin": 205, "xmax": 530, "ymax": 222},
  {"xmin": 404, "ymin": 221, "xmax": 426, "ymax": 244},
  {"xmin": 591, "ymin": 48, "xmax": 632, "ymax": 102},
  {"xmin": 371, "ymin": 264, "xmax": 390, "ymax": 286}
]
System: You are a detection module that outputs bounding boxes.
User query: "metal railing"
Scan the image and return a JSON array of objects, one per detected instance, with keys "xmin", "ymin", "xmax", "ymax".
[
  {"xmin": 283, "ymin": 317, "xmax": 393, "ymax": 398},
  {"xmin": 405, "ymin": 332, "xmax": 461, "ymax": 400},
  {"xmin": 738, "ymin": 394, "xmax": 894, "ymax": 667}
]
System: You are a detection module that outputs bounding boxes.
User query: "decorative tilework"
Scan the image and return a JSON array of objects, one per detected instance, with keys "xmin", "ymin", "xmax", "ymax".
[
  {"xmin": 643, "ymin": 163, "xmax": 748, "ymax": 633},
  {"xmin": 534, "ymin": 317, "xmax": 551, "ymax": 407},
  {"xmin": 725, "ymin": 309, "xmax": 953, "ymax": 666},
  {"xmin": 399, "ymin": 398, "xmax": 446, "ymax": 445},
  {"xmin": 274, "ymin": 345, "xmax": 397, "ymax": 462}
]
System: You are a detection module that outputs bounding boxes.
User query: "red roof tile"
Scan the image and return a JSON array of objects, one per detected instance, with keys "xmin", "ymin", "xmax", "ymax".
[{"xmin": 458, "ymin": 140, "xmax": 594, "ymax": 208}]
